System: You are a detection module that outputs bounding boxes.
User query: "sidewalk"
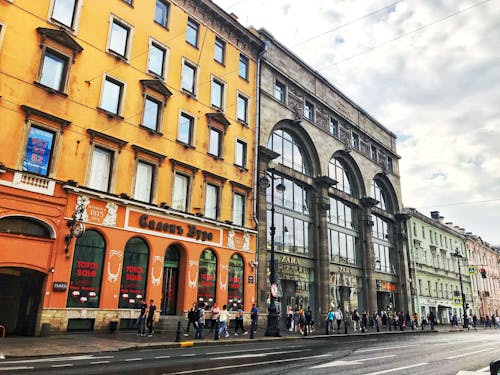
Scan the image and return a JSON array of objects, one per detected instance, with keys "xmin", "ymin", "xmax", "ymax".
[{"xmin": 0, "ymin": 324, "xmax": 439, "ymax": 359}]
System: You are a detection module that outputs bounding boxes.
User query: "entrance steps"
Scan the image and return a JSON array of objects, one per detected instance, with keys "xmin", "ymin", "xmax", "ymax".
[{"xmin": 155, "ymin": 315, "xmax": 185, "ymax": 335}]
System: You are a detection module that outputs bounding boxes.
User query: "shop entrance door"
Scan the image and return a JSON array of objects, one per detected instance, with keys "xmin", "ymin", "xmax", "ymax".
[{"xmin": 161, "ymin": 246, "xmax": 179, "ymax": 315}]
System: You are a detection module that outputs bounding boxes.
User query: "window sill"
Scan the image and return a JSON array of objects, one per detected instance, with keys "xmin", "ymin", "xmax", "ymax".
[
  {"xmin": 34, "ymin": 82, "xmax": 68, "ymax": 97},
  {"xmin": 97, "ymin": 107, "xmax": 124, "ymax": 120},
  {"xmin": 176, "ymin": 140, "xmax": 195, "ymax": 149},
  {"xmin": 208, "ymin": 153, "xmax": 223, "ymax": 161},
  {"xmin": 236, "ymin": 119, "xmax": 249, "ymax": 127},
  {"xmin": 214, "ymin": 60, "xmax": 225, "ymax": 67},
  {"xmin": 107, "ymin": 50, "xmax": 129, "ymax": 63},
  {"xmin": 139, "ymin": 124, "xmax": 163, "ymax": 136},
  {"xmin": 181, "ymin": 89, "xmax": 197, "ymax": 99},
  {"xmin": 147, "ymin": 70, "xmax": 165, "ymax": 81},
  {"xmin": 154, "ymin": 20, "xmax": 169, "ymax": 30},
  {"xmin": 233, "ymin": 164, "xmax": 248, "ymax": 172},
  {"xmin": 186, "ymin": 41, "xmax": 199, "ymax": 49}
]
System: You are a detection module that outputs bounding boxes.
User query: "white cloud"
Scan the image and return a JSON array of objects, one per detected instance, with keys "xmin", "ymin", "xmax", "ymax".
[{"xmin": 214, "ymin": 0, "xmax": 500, "ymax": 244}]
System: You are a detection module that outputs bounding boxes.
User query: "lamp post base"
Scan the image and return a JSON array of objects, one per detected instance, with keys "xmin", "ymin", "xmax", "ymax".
[{"xmin": 265, "ymin": 312, "xmax": 281, "ymax": 337}]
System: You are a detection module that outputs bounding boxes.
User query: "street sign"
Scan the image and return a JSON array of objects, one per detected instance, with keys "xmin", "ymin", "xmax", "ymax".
[
  {"xmin": 468, "ymin": 266, "xmax": 476, "ymax": 275},
  {"xmin": 270, "ymin": 283, "xmax": 278, "ymax": 297},
  {"xmin": 453, "ymin": 297, "xmax": 462, "ymax": 306}
]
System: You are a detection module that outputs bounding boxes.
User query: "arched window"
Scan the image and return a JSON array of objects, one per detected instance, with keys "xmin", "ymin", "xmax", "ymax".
[
  {"xmin": 67, "ymin": 230, "xmax": 105, "ymax": 308},
  {"xmin": 371, "ymin": 180, "xmax": 388, "ymax": 210},
  {"xmin": 0, "ymin": 216, "xmax": 51, "ymax": 238},
  {"xmin": 227, "ymin": 254, "xmax": 244, "ymax": 311},
  {"xmin": 119, "ymin": 237, "xmax": 149, "ymax": 309},
  {"xmin": 268, "ymin": 129, "xmax": 311, "ymax": 176},
  {"xmin": 197, "ymin": 249, "xmax": 217, "ymax": 307},
  {"xmin": 328, "ymin": 158, "xmax": 352, "ymax": 195}
]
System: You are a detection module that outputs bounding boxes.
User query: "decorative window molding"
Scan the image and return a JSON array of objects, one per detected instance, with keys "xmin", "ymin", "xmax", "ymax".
[{"xmin": 86, "ymin": 129, "xmax": 127, "ymax": 153}]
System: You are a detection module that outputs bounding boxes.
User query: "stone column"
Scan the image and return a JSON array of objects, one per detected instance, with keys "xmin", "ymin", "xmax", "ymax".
[
  {"xmin": 395, "ymin": 212, "xmax": 412, "ymax": 315},
  {"xmin": 360, "ymin": 197, "xmax": 378, "ymax": 314}
]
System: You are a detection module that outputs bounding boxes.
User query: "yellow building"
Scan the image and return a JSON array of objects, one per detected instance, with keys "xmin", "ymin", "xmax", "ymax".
[{"xmin": 0, "ymin": 0, "xmax": 263, "ymax": 335}]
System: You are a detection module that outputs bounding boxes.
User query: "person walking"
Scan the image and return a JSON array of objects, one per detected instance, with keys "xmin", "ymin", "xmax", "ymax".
[
  {"xmin": 146, "ymin": 299, "xmax": 156, "ymax": 337},
  {"xmin": 195, "ymin": 302, "xmax": 206, "ymax": 339},
  {"xmin": 335, "ymin": 307, "xmax": 343, "ymax": 331},
  {"xmin": 185, "ymin": 303, "xmax": 198, "ymax": 337},
  {"xmin": 218, "ymin": 304, "xmax": 232, "ymax": 338},
  {"xmin": 247, "ymin": 303, "xmax": 258, "ymax": 335},
  {"xmin": 361, "ymin": 311, "xmax": 368, "ymax": 333},
  {"xmin": 326, "ymin": 307, "xmax": 335, "ymax": 334},
  {"xmin": 472, "ymin": 314, "xmax": 478, "ymax": 331},
  {"xmin": 287, "ymin": 306, "xmax": 293, "ymax": 332},
  {"xmin": 234, "ymin": 305, "xmax": 244, "ymax": 335},
  {"xmin": 209, "ymin": 304, "xmax": 220, "ymax": 333},
  {"xmin": 305, "ymin": 306, "xmax": 313, "ymax": 334},
  {"xmin": 136, "ymin": 298, "xmax": 147, "ymax": 336},
  {"xmin": 352, "ymin": 309, "xmax": 360, "ymax": 331},
  {"xmin": 428, "ymin": 310, "xmax": 436, "ymax": 330}
]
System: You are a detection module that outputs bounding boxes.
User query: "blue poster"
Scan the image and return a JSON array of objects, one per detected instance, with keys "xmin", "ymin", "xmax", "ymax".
[{"xmin": 23, "ymin": 127, "xmax": 54, "ymax": 176}]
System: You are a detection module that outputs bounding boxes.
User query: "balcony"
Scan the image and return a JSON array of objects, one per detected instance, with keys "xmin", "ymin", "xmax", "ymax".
[{"xmin": 12, "ymin": 172, "xmax": 55, "ymax": 196}]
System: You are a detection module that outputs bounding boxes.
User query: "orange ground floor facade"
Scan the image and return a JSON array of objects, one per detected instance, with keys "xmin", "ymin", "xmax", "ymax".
[{"xmin": 0, "ymin": 174, "xmax": 257, "ymax": 335}]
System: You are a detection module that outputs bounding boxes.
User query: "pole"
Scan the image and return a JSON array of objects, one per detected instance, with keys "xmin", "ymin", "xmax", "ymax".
[{"xmin": 456, "ymin": 248, "xmax": 469, "ymax": 329}]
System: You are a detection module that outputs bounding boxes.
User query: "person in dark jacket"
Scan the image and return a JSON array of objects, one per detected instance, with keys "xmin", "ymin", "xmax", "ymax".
[{"xmin": 185, "ymin": 302, "xmax": 198, "ymax": 336}]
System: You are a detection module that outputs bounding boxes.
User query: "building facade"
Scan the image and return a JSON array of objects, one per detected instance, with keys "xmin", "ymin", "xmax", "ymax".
[
  {"xmin": 405, "ymin": 210, "xmax": 473, "ymax": 324},
  {"xmin": 255, "ymin": 29, "xmax": 408, "ymax": 322},
  {"xmin": 0, "ymin": 0, "xmax": 263, "ymax": 335}
]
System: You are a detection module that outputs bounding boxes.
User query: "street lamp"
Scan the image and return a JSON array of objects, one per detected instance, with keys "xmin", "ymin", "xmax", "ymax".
[
  {"xmin": 259, "ymin": 169, "xmax": 285, "ymax": 337},
  {"xmin": 453, "ymin": 245, "xmax": 469, "ymax": 329}
]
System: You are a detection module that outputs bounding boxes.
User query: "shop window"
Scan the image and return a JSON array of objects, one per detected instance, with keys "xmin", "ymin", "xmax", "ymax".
[
  {"xmin": 147, "ymin": 40, "xmax": 168, "ymax": 79},
  {"xmin": 154, "ymin": 0, "xmax": 170, "ymax": 28},
  {"xmin": 197, "ymin": 249, "xmax": 217, "ymax": 307},
  {"xmin": 67, "ymin": 230, "xmax": 105, "ymax": 308},
  {"xmin": 22, "ymin": 125, "xmax": 55, "ymax": 177},
  {"xmin": 214, "ymin": 37, "xmax": 225, "ymax": 64},
  {"xmin": 119, "ymin": 237, "xmax": 149, "ymax": 309},
  {"xmin": 232, "ymin": 192, "xmax": 245, "ymax": 226},
  {"xmin": 238, "ymin": 54, "xmax": 249, "ymax": 80},
  {"xmin": 50, "ymin": 0, "xmax": 80, "ymax": 30},
  {"xmin": 236, "ymin": 93, "xmax": 248, "ymax": 124},
  {"xmin": 227, "ymin": 254, "xmax": 244, "ymax": 311}
]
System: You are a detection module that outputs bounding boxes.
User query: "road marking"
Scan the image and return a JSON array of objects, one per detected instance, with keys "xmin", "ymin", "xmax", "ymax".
[
  {"xmin": 171, "ymin": 354, "xmax": 331, "ymax": 374},
  {"xmin": 91, "ymin": 361, "xmax": 110, "ymax": 365},
  {"xmin": 51, "ymin": 364, "xmax": 74, "ymax": 368},
  {"xmin": 356, "ymin": 344, "xmax": 417, "ymax": 353},
  {"xmin": 0, "ymin": 355, "xmax": 113, "ymax": 364},
  {"xmin": 211, "ymin": 349, "xmax": 309, "ymax": 360},
  {"xmin": 125, "ymin": 358, "xmax": 143, "ymax": 362},
  {"xmin": 477, "ymin": 366, "xmax": 490, "ymax": 372},
  {"xmin": 363, "ymin": 362, "xmax": 428, "ymax": 375},
  {"xmin": 206, "ymin": 346, "xmax": 300, "ymax": 355},
  {"xmin": 310, "ymin": 354, "xmax": 395, "ymax": 368},
  {"xmin": 154, "ymin": 356, "xmax": 171, "ymax": 359},
  {"xmin": 0, "ymin": 367, "xmax": 34, "ymax": 371},
  {"xmin": 181, "ymin": 354, "xmax": 196, "ymax": 357},
  {"xmin": 446, "ymin": 347, "xmax": 494, "ymax": 359}
]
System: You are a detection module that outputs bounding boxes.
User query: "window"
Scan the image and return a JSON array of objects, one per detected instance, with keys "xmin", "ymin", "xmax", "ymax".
[
  {"xmin": 304, "ymin": 100, "xmax": 314, "ymax": 121},
  {"xmin": 329, "ymin": 117, "xmax": 338, "ymax": 137},
  {"xmin": 22, "ymin": 126, "xmax": 55, "ymax": 176},
  {"xmin": 119, "ymin": 238, "xmax": 149, "ymax": 308},
  {"xmin": 178, "ymin": 112, "xmax": 194, "ymax": 145},
  {"xmin": 88, "ymin": 146, "xmax": 113, "ymax": 192},
  {"xmin": 227, "ymin": 254, "xmax": 244, "ymax": 310},
  {"xmin": 328, "ymin": 158, "xmax": 353, "ymax": 194},
  {"xmin": 268, "ymin": 129, "xmax": 311, "ymax": 176},
  {"xmin": 351, "ymin": 132, "xmax": 359, "ymax": 150},
  {"xmin": 238, "ymin": 54, "xmax": 249, "ymax": 80},
  {"xmin": 211, "ymin": 78, "xmax": 224, "ymax": 110},
  {"xmin": 134, "ymin": 161, "xmax": 154, "ymax": 202},
  {"xmin": 235, "ymin": 139, "xmax": 247, "ymax": 168},
  {"xmin": 274, "ymin": 81, "xmax": 286, "ymax": 102},
  {"xmin": 147, "ymin": 40, "xmax": 167, "ymax": 78},
  {"xmin": 208, "ymin": 127, "xmax": 222, "ymax": 157},
  {"xmin": 142, "ymin": 96, "xmax": 162, "ymax": 132},
  {"xmin": 197, "ymin": 249, "xmax": 217, "ymax": 307},
  {"xmin": 371, "ymin": 145, "xmax": 378, "ymax": 162},
  {"xmin": 387, "ymin": 157, "xmax": 393, "ymax": 172},
  {"xmin": 154, "ymin": 0, "xmax": 170, "ymax": 28},
  {"xmin": 51, "ymin": 0, "xmax": 79, "ymax": 29},
  {"xmin": 100, "ymin": 75, "xmax": 124, "ymax": 115},
  {"xmin": 181, "ymin": 60, "xmax": 197, "ymax": 95},
  {"xmin": 214, "ymin": 37, "xmax": 225, "ymax": 64},
  {"xmin": 186, "ymin": 18, "xmax": 199, "ymax": 47},
  {"xmin": 122, "ymin": 0, "xmax": 133, "ymax": 4},
  {"xmin": 108, "ymin": 17, "xmax": 132, "ymax": 59},
  {"xmin": 205, "ymin": 183, "xmax": 219, "ymax": 219},
  {"xmin": 39, "ymin": 49, "xmax": 69, "ymax": 92},
  {"xmin": 236, "ymin": 94, "xmax": 248, "ymax": 123},
  {"xmin": 172, "ymin": 173, "xmax": 189, "ymax": 211},
  {"xmin": 232, "ymin": 192, "xmax": 245, "ymax": 226}
]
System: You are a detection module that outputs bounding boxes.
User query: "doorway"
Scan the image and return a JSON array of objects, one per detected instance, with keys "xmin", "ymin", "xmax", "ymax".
[{"xmin": 161, "ymin": 246, "xmax": 180, "ymax": 315}]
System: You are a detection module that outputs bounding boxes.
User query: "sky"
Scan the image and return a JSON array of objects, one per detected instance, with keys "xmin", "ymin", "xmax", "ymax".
[{"xmin": 213, "ymin": 0, "xmax": 500, "ymax": 246}]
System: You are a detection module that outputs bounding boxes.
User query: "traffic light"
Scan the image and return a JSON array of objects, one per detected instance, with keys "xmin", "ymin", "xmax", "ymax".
[{"xmin": 480, "ymin": 268, "xmax": 487, "ymax": 278}]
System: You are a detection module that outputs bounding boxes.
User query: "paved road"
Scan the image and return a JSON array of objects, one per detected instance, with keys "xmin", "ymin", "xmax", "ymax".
[{"xmin": 0, "ymin": 331, "xmax": 499, "ymax": 374}]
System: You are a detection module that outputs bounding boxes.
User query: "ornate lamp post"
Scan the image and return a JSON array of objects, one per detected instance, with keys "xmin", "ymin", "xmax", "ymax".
[
  {"xmin": 259, "ymin": 168, "xmax": 285, "ymax": 337},
  {"xmin": 453, "ymin": 244, "xmax": 469, "ymax": 329}
]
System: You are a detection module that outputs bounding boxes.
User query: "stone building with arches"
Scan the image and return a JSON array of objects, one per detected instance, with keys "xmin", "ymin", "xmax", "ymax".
[{"xmin": 255, "ymin": 29, "xmax": 410, "ymax": 322}]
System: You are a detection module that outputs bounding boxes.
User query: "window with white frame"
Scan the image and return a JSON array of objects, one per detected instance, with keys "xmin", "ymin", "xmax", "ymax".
[
  {"xmin": 238, "ymin": 54, "xmax": 249, "ymax": 80},
  {"xmin": 181, "ymin": 60, "xmax": 197, "ymax": 95},
  {"xmin": 100, "ymin": 75, "xmax": 124, "ymax": 115},
  {"xmin": 236, "ymin": 94, "xmax": 248, "ymax": 124},
  {"xmin": 134, "ymin": 161, "xmax": 154, "ymax": 202},
  {"xmin": 147, "ymin": 40, "xmax": 167, "ymax": 79},
  {"xmin": 274, "ymin": 81, "xmax": 286, "ymax": 103},
  {"xmin": 108, "ymin": 17, "xmax": 132, "ymax": 59},
  {"xmin": 304, "ymin": 100, "xmax": 314, "ymax": 121},
  {"xmin": 210, "ymin": 78, "xmax": 224, "ymax": 110},
  {"xmin": 39, "ymin": 48, "xmax": 70, "ymax": 92},
  {"xmin": 208, "ymin": 127, "xmax": 222, "ymax": 157},
  {"xmin": 154, "ymin": 0, "xmax": 170, "ymax": 28},
  {"xmin": 51, "ymin": 0, "xmax": 79, "ymax": 29},
  {"xmin": 214, "ymin": 37, "xmax": 225, "ymax": 64},
  {"xmin": 205, "ymin": 183, "xmax": 219, "ymax": 219},
  {"xmin": 186, "ymin": 18, "xmax": 199, "ymax": 47},
  {"xmin": 142, "ymin": 95, "xmax": 162, "ymax": 132},
  {"xmin": 178, "ymin": 112, "xmax": 194, "ymax": 145},
  {"xmin": 235, "ymin": 139, "xmax": 247, "ymax": 168},
  {"xmin": 22, "ymin": 125, "xmax": 56, "ymax": 177},
  {"xmin": 88, "ymin": 146, "xmax": 113, "ymax": 192},
  {"xmin": 172, "ymin": 173, "xmax": 189, "ymax": 211},
  {"xmin": 232, "ymin": 192, "xmax": 245, "ymax": 226}
]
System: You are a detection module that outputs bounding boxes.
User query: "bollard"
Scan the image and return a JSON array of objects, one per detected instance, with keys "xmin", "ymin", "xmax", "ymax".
[
  {"xmin": 250, "ymin": 319, "xmax": 255, "ymax": 339},
  {"xmin": 214, "ymin": 319, "xmax": 219, "ymax": 340},
  {"xmin": 376, "ymin": 323, "xmax": 380, "ymax": 332},
  {"xmin": 304, "ymin": 324, "xmax": 308, "ymax": 337},
  {"xmin": 175, "ymin": 321, "xmax": 182, "ymax": 342},
  {"xmin": 326, "ymin": 321, "xmax": 329, "ymax": 335}
]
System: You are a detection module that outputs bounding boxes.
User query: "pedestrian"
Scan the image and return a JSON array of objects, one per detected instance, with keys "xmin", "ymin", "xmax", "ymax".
[
  {"xmin": 195, "ymin": 302, "xmax": 206, "ymax": 339},
  {"xmin": 185, "ymin": 302, "xmax": 198, "ymax": 336},
  {"xmin": 146, "ymin": 299, "xmax": 156, "ymax": 337},
  {"xmin": 298, "ymin": 306, "xmax": 306, "ymax": 334},
  {"xmin": 472, "ymin": 314, "xmax": 478, "ymax": 331},
  {"xmin": 335, "ymin": 307, "xmax": 343, "ymax": 331},
  {"xmin": 218, "ymin": 304, "xmax": 232, "ymax": 338},
  {"xmin": 381, "ymin": 311, "xmax": 388, "ymax": 328},
  {"xmin": 413, "ymin": 312, "xmax": 419, "ymax": 328},
  {"xmin": 352, "ymin": 309, "xmax": 360, "ymax": 331},
  {"xmin": 376, "ymin": 312, "xmax": 382, "ymax": 331},
  {"xmin": 326, "ymin": 307, "xmax": 335, "ymax": 334},
  {"xmin": 234, "ymin": 305, "xmax": 244, "ymax": 335},
  {"xmin": 136, "ymin": 298, "xmax": 147, "ymax": 336},
  {"xmin": 428, "ymin": 310, "xmax": 435, "ymax": 330},
  {"xmin": 495, "ymin": 315, "xmax": 500, "ymax": 329},
  {"xmin": 421, "ymin": 313, "xmax": 427, "ymax": 330},
  {"xmin": 287, "ymin": 306, "xmax": 293, "ymax": 332},
  {"xmin": 361, "ymin": 311, "xmax": 368, "ymax": 333},
  {"xmin": 209, "ymin": 304, "xmax": 220, "ymax": 333},
  {"xmin": 305, "ymin": 306, "xmax": 313, "ymax": 334},
  {"xmin": 248, "ymin": 303, "xmax": 258, "ymax": 334}
]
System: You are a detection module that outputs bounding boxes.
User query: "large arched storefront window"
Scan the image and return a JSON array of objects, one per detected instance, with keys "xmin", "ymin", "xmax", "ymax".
[
  {"xmin": 328, "ymin": 158, "xmax": 352, "ymax": 194},
  {"xmin": 119, "ymin": 237, "xmax": 149, "ymax": 309},
  {"xmin": 371, "ymin": 180, "xmax": 388, "ymax": 210},
  {"xmin": 67, "ymin": 230, "xmax": 105, "ymax": 308},
  {"xmin": 197, "ymin": 249, "xmax": 217, "ymax": 308},
  {"xmin": 268, "ymin": 129, "xmax": 311, "ymax": 176},
  {"xmin": 227, "ymin": 254, "xmax": 244, "ymax": 311},
  {"xmin": 162, "ymin": 246, "xmax": 180, "ymax": 315}
]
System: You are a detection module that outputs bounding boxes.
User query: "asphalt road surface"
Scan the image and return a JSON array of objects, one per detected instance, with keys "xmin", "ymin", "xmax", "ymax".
[{"xmin": 1, "ymin": 331, "xmax": 499, "ymax": 375}]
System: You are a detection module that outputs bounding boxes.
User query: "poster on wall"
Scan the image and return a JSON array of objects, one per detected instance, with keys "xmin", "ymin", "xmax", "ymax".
[
  {"xmin": 22, "ymin": 126, "xmax": 54, "ymax": 176},
  {"xmin": 197, "ymin": 250, "xmax": 216, "ymax": 307},
  {"xmin": 227, "ymin": 254, "xmax": 244, "ymax": 310},
  {"xmin": 119, "ymin": 248, "xmax": 148, "ymax": 309}
]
